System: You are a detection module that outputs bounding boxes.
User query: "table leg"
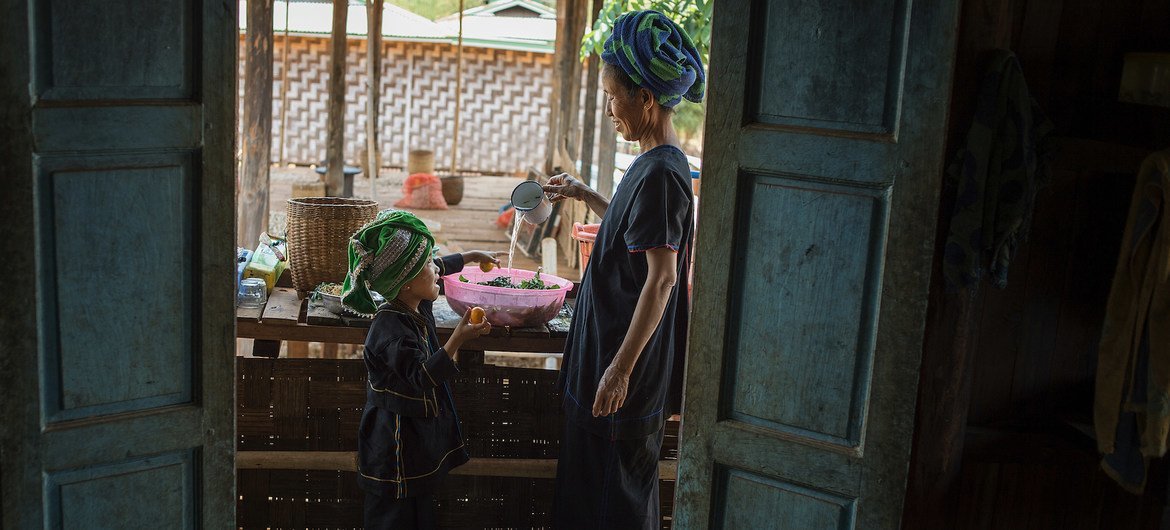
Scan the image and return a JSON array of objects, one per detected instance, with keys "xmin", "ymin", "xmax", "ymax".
[
  {"xmin": 253, "ymin": 339, "xmax": 281, "ymax": 358},
  {"xmin": 287, "ymin": 341, "xmax": 310, "ymax": 358}
]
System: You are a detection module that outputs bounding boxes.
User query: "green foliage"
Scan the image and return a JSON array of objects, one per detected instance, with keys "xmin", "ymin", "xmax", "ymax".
[
  {"xmin": 580, "ymin": 0, "xmax": 713, "ymax": 63},
  {"xmin": 672, "ymin": 99, "xmax": 705, "ymax": 139}
]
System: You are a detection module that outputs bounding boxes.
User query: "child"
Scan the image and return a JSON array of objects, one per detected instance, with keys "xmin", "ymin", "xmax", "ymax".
[{"xmin": 341, "ymin": 210, "xmax": 497, "ymax": 529}]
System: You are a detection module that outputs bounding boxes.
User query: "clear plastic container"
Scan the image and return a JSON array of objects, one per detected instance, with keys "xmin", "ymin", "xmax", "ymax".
[
  {"xmin": 237, "ymin": 278, "xmax": 268, "ymax": 308},
  {"xmin": 443, "ymin": 267, "xmax": 573, "ymax": 327}
]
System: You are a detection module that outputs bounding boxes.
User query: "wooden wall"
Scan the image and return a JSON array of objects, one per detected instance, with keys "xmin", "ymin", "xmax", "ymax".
[{"xmin": 906, "ymin": 0, "xmax": 1170, "ymax": 527}]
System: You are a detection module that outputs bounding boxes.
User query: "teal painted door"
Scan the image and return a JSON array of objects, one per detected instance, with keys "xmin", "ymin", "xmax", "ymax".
[
  {"xmin": 0, "ymin": 0, "xmax": 238, "ymax": 527},
  {"xmin": 675, "ymin": 0, "xmax": 959, "ymax": 528}
]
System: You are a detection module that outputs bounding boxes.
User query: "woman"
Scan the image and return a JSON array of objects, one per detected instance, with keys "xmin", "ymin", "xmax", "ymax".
[{"xmin": 542, "ymin": 10, "xmax": 705, "ymax": 529}]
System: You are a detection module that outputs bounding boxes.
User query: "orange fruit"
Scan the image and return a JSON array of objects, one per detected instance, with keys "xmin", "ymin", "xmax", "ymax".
[
  {"xmin": 470, "ymin": 307, "xmax": 486, "ymax": 325},
  {"xmin": 479, "ymin": 261, "xmax": 495, "ymax": 272}
]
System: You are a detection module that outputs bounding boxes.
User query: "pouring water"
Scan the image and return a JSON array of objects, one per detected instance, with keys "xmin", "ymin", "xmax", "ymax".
[{"xmin": 508, "ymin": 180, "xmax": 553, "ymax": 279}]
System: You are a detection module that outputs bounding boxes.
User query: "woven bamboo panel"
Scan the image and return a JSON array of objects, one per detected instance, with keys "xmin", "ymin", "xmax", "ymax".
[
  {"xmin": 238, "ymin": 36, "xmax": 565, "ymax": 175},
  {"xmin": 237, "ymin": 357, "xmax": 677, "ymax": 528}
]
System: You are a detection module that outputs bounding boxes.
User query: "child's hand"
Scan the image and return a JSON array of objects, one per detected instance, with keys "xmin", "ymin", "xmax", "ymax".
[
  {"xmin": 462, "ymin": 251, "xmax": 501, "ymax": 271},
  {"xmin": 445, "ymin": 307, "xmax": 491, "ymax": 355}
]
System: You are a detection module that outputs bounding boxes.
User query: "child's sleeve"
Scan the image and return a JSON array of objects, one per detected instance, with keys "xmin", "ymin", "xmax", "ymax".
[
  {"xmin": 435, "ymin": 254, "xmax": 465, "ymax": 277},
  {"xmin": 374, "ymin": 320, "xmax": 459, "ymax": 392}
]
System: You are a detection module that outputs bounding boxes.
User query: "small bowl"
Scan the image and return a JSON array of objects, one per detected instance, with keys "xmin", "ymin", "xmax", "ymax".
[{"xmin": 312, "ymin": 283, "xmax": 345, "ymax": 315}]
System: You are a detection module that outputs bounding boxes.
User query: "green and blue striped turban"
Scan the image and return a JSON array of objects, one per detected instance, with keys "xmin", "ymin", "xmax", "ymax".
[
  {"xmin": 341, "ymin": 209, "xmax": 434, "ymax": 317},
  {"xmin": 601, "ymin": 10, "xmax": 705, "ymax": 108}
]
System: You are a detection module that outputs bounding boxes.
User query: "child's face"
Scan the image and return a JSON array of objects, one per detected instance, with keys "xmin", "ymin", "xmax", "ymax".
[{"xmin": 402, "ymin": 260, "xmax": 441, "ymax": 301}]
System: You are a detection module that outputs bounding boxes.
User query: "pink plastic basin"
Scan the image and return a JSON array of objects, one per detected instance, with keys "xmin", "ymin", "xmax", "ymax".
[{"xmin": 443, "ymin": 268, "xmax": 574, "ymax": 327}]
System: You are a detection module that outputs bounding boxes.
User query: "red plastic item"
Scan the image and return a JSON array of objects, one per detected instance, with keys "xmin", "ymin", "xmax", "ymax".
[
  {"xmin": 495, "ymin": 208, "xmax": 515, "ymax": 229},
  {"xmin": 572, "ymin": 222, "xmax": 601, "ymax": 268}
]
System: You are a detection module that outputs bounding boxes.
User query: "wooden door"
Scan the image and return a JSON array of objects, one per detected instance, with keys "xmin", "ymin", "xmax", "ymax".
[
  {"xmin": 675, "ymin": 0, "xmax": 960, "ymax": 527},
  {"xmin": 0, "ymin": 0, "xmax": 238, "ymax": 527}
]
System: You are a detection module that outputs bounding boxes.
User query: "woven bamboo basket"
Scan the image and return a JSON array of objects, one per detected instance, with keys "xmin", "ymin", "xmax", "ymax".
[{"xmin": 286, "ymin": 197, "xmax": 378, "ymax": 294}]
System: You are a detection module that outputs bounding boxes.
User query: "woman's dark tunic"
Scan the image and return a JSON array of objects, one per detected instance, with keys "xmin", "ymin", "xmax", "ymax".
[
  {"xmin": 559, "ymin": 144, "xmax": 694, "ymax": 440},
  {"xmin": 553, "ymin": 145, "xmax": 693, "ymax": 528}
]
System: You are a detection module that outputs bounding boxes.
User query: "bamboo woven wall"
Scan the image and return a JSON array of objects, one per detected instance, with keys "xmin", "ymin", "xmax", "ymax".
[
  {"xmin": 236, "ymin": 357, "xmax": 678, "ymax": 529},
  {"xmin": 237, "ymin": 35, "xmax": 566, "ymax": 175}
]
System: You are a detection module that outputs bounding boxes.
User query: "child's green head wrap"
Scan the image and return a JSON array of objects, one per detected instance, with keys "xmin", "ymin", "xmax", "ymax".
[{"xmin": 341, "ymin": 209, "xmax": 434, "ymax": 316}]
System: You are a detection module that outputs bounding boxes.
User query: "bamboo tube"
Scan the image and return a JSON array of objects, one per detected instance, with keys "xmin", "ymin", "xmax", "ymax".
[{"xmin": 449, "ymin": 0, "xmax": 465, "ymax": 176}]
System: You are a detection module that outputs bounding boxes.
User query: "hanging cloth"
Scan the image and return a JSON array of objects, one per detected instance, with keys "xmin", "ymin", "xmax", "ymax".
[
  {"xmin": 943, "ymin": 50, "xmax": 1055, "ymax": 293},
  {"xmin": 1095, "ymin": 148, "xmax": 1170, "ymax": 493}
]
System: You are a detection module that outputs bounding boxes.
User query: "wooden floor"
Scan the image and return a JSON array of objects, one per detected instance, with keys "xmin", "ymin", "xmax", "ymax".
[{"xmin": 266, "ymin": 166, "xmax": 583, "ymax": 282}]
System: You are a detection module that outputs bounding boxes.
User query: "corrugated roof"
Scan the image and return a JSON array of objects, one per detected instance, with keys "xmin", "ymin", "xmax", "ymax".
[
  {"xmin": 457, "ymin": 0, "xmax": 555, "ymax": 19},
  {"xmin": 238, "ymin": 0, "xmax": 554, "ymax": 52}
]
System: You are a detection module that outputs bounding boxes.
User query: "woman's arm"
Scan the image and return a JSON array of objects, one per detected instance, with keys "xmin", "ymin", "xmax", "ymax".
[
  {"xmin": 592, "ymin": 247, "xmax": 678, "ymax": 417},
  {"xmin": 543, "ymin": 174, "xmax": 609, "ymax": 218}
]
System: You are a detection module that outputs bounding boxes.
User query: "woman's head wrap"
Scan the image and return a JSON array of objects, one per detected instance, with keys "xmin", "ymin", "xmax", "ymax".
[
  {"xmin": 601, "ymin": 10, "xmax": 705, "ymax": 108},
  {"xmin": 341, "ymin": 209, "xmax": 434, "ymax": 316}
]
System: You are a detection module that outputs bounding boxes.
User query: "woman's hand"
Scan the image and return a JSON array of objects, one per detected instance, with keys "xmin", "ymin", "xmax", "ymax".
[
  {"xmin": 592, "ymin": 364, "xmax": 631, "ymax": 417},
  {"xmin": 445, "ymin": 307, "xmax": 491, "ymax": 357},
  {"xmin": 462, "ymin": 250, "xmax": 500, "ymax": 267},
  {"xmin": 543, "ymin": 173, "xmax": 590, "ymax": 203}
]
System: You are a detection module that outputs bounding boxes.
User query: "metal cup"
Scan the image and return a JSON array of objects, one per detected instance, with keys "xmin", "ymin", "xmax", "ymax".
[{"xmin": 511, "ymin": 180, "xmax": 552, "ymax": 224}]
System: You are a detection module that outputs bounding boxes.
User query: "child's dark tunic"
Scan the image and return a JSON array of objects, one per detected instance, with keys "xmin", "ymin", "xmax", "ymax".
[
  {"xmin": 358, "ymin": 255, "xmax": 469, "ymax": 507},
  {"xmin": 553, "ymin": 145, "xmax": 694, "ymax": 529}
]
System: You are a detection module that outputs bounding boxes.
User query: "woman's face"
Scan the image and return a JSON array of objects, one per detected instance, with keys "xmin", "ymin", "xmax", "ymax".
[
  {"xmin": 602, "ymin": 65, "xmax": 650, "ymax": 142},
  {"xmin": 402, "ymin": 258, "xmax": 441, "ymax": 301}
]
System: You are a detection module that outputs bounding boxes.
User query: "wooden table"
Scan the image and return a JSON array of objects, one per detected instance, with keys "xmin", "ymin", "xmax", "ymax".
[{"xmin": 237, "ymin": 287, "xmax": 573, "ymax": 358}]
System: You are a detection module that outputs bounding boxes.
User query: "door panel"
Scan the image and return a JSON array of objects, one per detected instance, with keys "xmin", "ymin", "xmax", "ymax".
[
  {"xmin": 676, "ymin": 0, "xmax": 959, "ymax": 527},
  {"xmin": 1, "ymin": 0, "xmax": 237, "ymax": 527},
  {"xmin": 750, "ymin": 0, "xmax": 909, "ymax": 135},
  {"xmin": 46, "ymin": 450, "xmax": 197, "ymax": 530},
  {"xmin": 717, "ymin": 467, "xmax": 857, "ymax": 529},
  {"xmin": 38, "ymin": 154, "xmax": 197, "ymax": 424},
  {"xmin": 727, "ymin": 175, "xmax": 888, "ymax": 450}
]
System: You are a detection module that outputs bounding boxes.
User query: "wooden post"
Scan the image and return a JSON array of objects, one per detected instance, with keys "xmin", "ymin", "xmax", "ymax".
[
  {"xmin": 577, "ymin": 0, "xmax": 603, "ymax": 188},
  {"xmin": 277, "ymin": 0, "xmax": 291, "ymax": 165},
  {"xmin": 450, "ymin": 0, "xmax": 465, "ymax": 176},
  {"xmin": 324, "ymin": 0, "xmax": 348, "ymax": 197},
  {"xmin": 239, "ymin": 0, "xmax": 275, "ymax": 247},
  {"xmin": 596, "ymin": 113, "xmax": 616, "ymax": 201},
  {"xmin": 365, "ymin": 0, "xmax": 383, "ymax": 201},
  {"xmin": 544, "ymin": 0, "xmax": 590, "ymax": 176}
]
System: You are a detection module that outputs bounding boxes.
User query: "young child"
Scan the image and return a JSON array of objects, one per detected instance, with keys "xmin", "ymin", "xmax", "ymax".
[{"xmin": 341, "ymin": 210, "xmax": 497, "ymax": 529}]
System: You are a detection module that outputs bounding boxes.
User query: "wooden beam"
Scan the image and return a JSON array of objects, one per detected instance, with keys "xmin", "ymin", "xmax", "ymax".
[
  {"xmin": 365, "ymin": 0, "xmax": 383, "ymax": 200},
  {"xmin": 450, "ymin": 0, "xmax": 465, "ymax": 175},
  {"xmin": 325, "ymin": 0, "xmax": 348, "ymax": 196},
  {"xmin": 544, "ymin": 0, "xmax": 590, "ymax": 176},
  {"xmin": 239, "ymin": 0, "xmax": 275, "ymax": 247},
  {"xmin": 277, "ymin": 0, "xmax": 291, "ymax": 164},
  {"xmin": 577, "ymin": 0, "xmax": 604, "ymax": 188},
  {"xmin": 235, "ymin": 452, "xmax": 679, "ymax": 480},
  {"xmin": 596, "ymin": 110, "xmax": 617, "ymax": 201}
]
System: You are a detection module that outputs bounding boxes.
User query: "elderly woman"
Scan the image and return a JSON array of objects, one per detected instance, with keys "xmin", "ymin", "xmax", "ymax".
[{"xmin": 542, "ymin": 10, "xmax": 705, "ymax": 529}]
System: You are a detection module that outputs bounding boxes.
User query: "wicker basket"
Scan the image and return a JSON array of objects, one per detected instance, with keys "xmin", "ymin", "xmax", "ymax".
[
  {"xmin": 286, "ymin": 197, "xmax": 378, "ymax": 294},
  {"xmin": 441, "ymin": 175, "xmax": 465, "ymax": 205}
]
